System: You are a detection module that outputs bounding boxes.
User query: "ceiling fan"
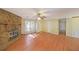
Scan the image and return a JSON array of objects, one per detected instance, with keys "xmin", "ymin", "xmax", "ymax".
[
  {"xmin": 36, "ymin": 12, "xmax": 46, "ymax": 20},
  {"xmin": 31, "ymin": 9, "xmax": 50, "ymax": 20},
  {"xmin": 31, "ymin": 8, "xmax": 52, "ymax": 20}
]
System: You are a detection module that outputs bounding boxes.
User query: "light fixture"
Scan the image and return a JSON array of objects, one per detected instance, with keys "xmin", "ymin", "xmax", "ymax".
[{"xmin": 37, "ymin": 17, "xmax": 41, "ymax": 20}]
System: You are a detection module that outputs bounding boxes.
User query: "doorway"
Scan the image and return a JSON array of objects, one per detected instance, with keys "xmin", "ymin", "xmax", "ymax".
[{"xmin": 59, "ymin": 18, "xmax": 66, "ymax": 35}]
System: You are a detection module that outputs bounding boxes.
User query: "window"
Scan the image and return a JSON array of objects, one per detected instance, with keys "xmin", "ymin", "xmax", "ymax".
[{"xmin": 25, "ymin": 20, "xmax": 37, "ymax": 34}]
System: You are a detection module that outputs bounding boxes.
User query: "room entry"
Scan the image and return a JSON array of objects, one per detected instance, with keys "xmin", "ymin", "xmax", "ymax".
[{"xmin": 59, "ymin": 18, "xmax": 66, "ymax": 35}]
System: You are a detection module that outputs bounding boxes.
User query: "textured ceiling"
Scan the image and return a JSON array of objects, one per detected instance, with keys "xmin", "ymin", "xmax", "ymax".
[{"xmin": 3, "ymin": 8, "xmax": 79, "ymax": 20}]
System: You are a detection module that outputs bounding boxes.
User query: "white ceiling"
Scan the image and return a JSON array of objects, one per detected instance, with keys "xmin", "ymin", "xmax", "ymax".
[{"xmin": 3, "ymin": 8, "xmax": 79, "ymax": 20}]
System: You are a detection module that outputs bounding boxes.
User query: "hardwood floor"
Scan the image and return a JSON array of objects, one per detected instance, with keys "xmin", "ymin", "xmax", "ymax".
[{"xmin": 5, "ymin": 32, "xmax": 79, "ymax": 51}]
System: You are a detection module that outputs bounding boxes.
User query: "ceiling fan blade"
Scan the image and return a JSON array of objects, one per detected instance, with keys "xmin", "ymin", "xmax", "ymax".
[{"xmin": 30, "ymin": 8, "xmax": 52, "ymax": 19}]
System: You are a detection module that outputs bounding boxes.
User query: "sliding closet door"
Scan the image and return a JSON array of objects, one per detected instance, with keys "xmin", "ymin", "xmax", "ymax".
[
  {"xmin": 71, "ymin": 18, "xmax": 79, "ymax": 38},
  {"xmin": 66, "ymin": 18, "xmax": 79, "ymax": 38}
]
